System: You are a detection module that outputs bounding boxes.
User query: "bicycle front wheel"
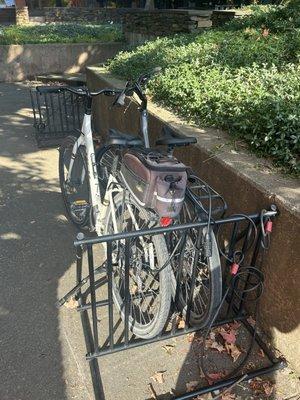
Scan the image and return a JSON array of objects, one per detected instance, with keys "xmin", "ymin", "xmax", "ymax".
[
  {"xmin": 59, "ymin": 135, "xmax": 91, "ymax": 228},
  {"xmin": 105, "ymin": 192, "xmax": 172, "ymax": 339}
]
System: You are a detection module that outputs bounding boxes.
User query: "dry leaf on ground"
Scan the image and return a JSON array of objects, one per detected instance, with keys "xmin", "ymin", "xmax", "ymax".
[
  {"xmin": 221, "ymin": 392, "xmax": 236, "ymax": 400},
  {"xmin": 64, "ymin": 297, "xmax": 78, "ymax": 309},
  {"xmin": 258, "ymin": 348, "xmax": 265, "ymax": 358},
  {"xmin": 186, "ymin": 380, "xmax": 199, "ymax": 392},
  {"xmin": 206, "ymin": 372, "xmax": 224, "ymax": 385},
  {"xmin": 151, "ymin": 371, "xmax": 166, "ymax": 384},
  {"xmin": 206, "ymin": 331, "xmax": 225, "ymax": 353},
  {"xmin": 187, "ymin": 332, "xmax": 195, "ymax": 342},
  {"xmin": 176, "ymin": 316, "xmax": 185, "ymax": 329},
  {"xmin": 219, "ymin": 327, "xmax": 237, "ymax": 345},
  {"xmin": 162, "ymin": 344, "xmax": 174, "ymax": 355},
  {"xmin": 225, "ymin": 342, "xmax": 242, "ymax": 362},
  {"xmin": 249, "ymin": 377, "xmax": 274, "ymax": 397}
]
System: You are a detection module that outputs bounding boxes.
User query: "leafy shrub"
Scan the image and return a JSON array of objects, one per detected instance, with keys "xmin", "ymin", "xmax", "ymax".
[
  {"xmin": 109, "ymin": 2, "xmax": 300, "ymax": 175},
  {"xmin": 0, "ymin": 23, "xmax": 123, "ymax": 45}
]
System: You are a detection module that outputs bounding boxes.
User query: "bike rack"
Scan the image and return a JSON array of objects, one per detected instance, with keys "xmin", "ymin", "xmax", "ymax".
[{"xmin": 58, "ymin": 205, "xmax": 286, "ymax": 399}]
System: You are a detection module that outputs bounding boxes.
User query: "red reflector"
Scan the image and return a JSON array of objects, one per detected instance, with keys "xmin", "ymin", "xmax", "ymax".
[
  {"xmin": 265, "ymin": 220, "xmax": 273, "ymax": 233},
  {"xmin": 160, "ymin": 217, "xmax": 173, "ymax": 227},
  {"xmin": 230, "ymin": 262, "xmax": 239, "ymax": 275}
]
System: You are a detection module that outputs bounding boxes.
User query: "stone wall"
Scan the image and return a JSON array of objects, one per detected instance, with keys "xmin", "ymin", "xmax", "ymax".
[
  {"xmin": 86, "ymin": 66, "xmax": 300, "ymax": 374},
  {"xmin": 15, "ymin": 6, "xmax": 29, "ymax": 25},
  {"xmin": 211, "ymin": 9, "xmax": 247, "ymax": 27},
  {"xmin": 44, "ymin": 7, "xmax": 128, "ymax": 23},
  {"xmin": 0, "ymin": 42, "xmax": 123, "ymax": 82}
]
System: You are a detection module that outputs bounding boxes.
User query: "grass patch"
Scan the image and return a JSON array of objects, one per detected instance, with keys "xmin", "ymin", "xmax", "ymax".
[
  {"xmin": 0, "ymin": 23, "xmax": 123, "ymax": 44},
  {"xmin": 109, "ymin": 1, "xmax": 300, "ymax": 175}
]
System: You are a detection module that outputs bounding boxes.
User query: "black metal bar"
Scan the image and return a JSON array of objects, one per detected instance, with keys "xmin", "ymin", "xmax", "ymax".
[
  {"xmin": 75, "ymin": 211, "xmax": 277, "ymax": 247},
  {"xmin": 107, "ymin": 241, "xmax": 114, "ymax": 350},
  {"xmin": 87, "ymin": 244, "xmax": 100, "ymax": 352},
  {"xmin": 86, "ymin": 315, "xmax": 246, "ymax": 360},
  {"xmin": 185, "ymin": 228, "xmax": 202, "ymax": 327},
  {"xmin": 44, "ymin": 93, "xmax": 52, "ymax": 133},
  {"xmin": 62, "ymin": 90, "xmax": 69, "ymax": 132},
  {"xmin": 174, "ymin": 360, "xmax": 286, "ymax": 400},
  {"xmin": 124, "ymin": 239, "xmax": 130, "ymax": 346},
  {"xmin": 49, "ymin": 92, "xmax": 57, "ymax": 134},
  {"xmin": 77, "ymin": 299, "xmax": 109, "ymax": 312},
  {"xmin": 57, "ymin": 92, "xmax": 65, "ymax": 134}
]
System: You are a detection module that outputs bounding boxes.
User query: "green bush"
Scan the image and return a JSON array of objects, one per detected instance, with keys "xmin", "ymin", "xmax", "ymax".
[
  {"xmin": 0, "ymin": 23, "xmax": 123, "ymax": 45},
  {"xmin": 108, "ymin": 2, "xmax": 300, "ymax": 175}
]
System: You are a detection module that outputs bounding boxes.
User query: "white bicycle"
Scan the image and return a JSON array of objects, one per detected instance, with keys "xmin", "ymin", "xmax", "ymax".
[{"xmin": 37, "ymin": 72, "xmax": 222, "ymax": 339}]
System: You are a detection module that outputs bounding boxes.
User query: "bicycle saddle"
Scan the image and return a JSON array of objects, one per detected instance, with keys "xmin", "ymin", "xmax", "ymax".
[
  {"xmin": 156, "ymin": 126, "xmax": 197, "ymax": 147},
  {"xmin": 107, "ymin": 129, "xmax": 143, "ymax": 147}
]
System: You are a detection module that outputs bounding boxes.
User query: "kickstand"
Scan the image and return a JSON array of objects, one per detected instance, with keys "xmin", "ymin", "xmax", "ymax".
[{"xmin": 56, "ymin": 261, "xmax": 107, "ymax": 308}]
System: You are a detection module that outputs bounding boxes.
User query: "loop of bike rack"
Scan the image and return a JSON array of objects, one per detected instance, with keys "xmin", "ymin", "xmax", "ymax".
[{"xmin": 60, "ymin": 206, "xmax": 286, "ymax": 399}]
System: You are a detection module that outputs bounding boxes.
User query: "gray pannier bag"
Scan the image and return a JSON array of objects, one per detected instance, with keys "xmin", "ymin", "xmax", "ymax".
[{"xmin": 120, "ymin": 149, "xmax": 188, "ymax": 218}]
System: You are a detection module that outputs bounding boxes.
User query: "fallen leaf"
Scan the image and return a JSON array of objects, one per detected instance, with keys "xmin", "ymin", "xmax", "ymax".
[
  {"xmin": 262, "ymin": 381, "xmax": 274, "ymax": 397},
  {"xmin": 151, "ymin": 371, "xmax": 165, "ymax": 384},
  {"xmin": 186, "ymin": 380, "xmax": 199, "ymax": 392},
  {"xmin": 258, "ymin": 349, "xmax": 265, "ymax": 358},
  {"xmin": 207, "ymin": 372, "xmax": 224, "ymax": 385},
  {"xmin": 176, "ymin": 316, "xmax": 185, "ymax": 329},
  {"xmin": 247, "ymin": 316, "xmax": 256, "ymax": 327},
  {"xmin": 162, "ymin": 344, "xmax": 174, "ymax": 355},
  {"xmin": 187, "ymin": 332, "xmax": 195, "ymax": 342},
  {"xmin": 225, "ymin": 342, "xmax": 242, "ymax": 362},
  {"xmin": 210, "ymin": 340, "xmax": 226, "ymax": 353},
  {"xmin": 64, "ymin": 297, "xmax": 78, "ymax": 309},
  {"xmin": 219, "ymin": 328, "xmax": 237, "ymax": 345},
  {"xmin": 221, "ymin": 392, "xmax": 236, "ymax": 400},
  {"xmin": 148, "ymin": 383, "xmax": 157, "ymax": 400}
]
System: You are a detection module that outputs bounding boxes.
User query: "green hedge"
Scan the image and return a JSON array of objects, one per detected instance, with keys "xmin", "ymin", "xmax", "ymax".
[
  {"xmin": 109, "ymin": 2, "xmax": 300, "ymax": 175},
  {"xmin": 0, "ymin": 23, "xmax": 123, "ymax": 45}
]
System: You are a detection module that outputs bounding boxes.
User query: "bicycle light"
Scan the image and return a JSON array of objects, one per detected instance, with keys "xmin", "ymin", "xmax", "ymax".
[{"xmin": 160, "ymin": 217, "xmax": 173, "ymax": 227}]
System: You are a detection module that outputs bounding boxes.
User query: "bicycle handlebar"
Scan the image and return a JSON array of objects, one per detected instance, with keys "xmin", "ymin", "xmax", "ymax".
[{"xmin": 36, "ymin": 67, "xmax": 162, "ymax": 109}]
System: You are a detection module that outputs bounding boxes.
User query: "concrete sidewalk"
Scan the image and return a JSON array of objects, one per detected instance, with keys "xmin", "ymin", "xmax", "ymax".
[{"xmin": 0, "ymin": 82, "xmax": 299, "ymax": 400}]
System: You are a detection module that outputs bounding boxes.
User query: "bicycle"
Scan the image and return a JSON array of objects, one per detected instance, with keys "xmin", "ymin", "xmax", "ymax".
[{"xmin": 36, "ymin": 71, "xmax": 223, "ymax": 338}]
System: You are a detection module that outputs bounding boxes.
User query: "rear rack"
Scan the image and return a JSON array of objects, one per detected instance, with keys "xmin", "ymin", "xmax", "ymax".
[
  {"xmin": 187, "ymin": 174, "xmax": 227, "ymax": 219},
  {"xmin": 30, "ymin": 87, "xmax": 85, "ymax": 147}
]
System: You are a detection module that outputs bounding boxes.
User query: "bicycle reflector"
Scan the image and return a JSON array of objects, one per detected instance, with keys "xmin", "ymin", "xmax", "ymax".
[{"xmin": 160, "ymin": 217, "xmax": 173, "ymax": 227}]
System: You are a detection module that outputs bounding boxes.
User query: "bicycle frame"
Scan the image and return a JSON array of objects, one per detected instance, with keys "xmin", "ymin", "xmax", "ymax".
[{"xmin": 66, "ymin": 103, "xmax": 150, "ymax": 236}]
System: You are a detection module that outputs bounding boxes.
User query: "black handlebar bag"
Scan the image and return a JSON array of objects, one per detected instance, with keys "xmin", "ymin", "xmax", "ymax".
[{"xmin": 120, "ymin": 149, "xmax": 187, "ymax": 218}]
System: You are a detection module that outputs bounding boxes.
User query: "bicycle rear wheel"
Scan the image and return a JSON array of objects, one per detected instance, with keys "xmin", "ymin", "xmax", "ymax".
[
  {"xmin": 59, "ymin": 135, "xmax": 91, "ymax": 228},
  {"xmin": 171, "ymin": 200, "xmax": 222, "ymax": 327},
  {"xmin": 105, "ymin": 192, "xmax": 172, "ymax": 339}
]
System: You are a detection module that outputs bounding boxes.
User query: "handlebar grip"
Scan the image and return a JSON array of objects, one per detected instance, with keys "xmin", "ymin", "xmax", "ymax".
[{"xmin": 36, "ymin": 85, "xmax": 67, "ymax": 94}]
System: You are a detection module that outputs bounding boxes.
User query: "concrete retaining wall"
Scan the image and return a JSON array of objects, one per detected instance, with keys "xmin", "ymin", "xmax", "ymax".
[
  {"xmin": 87, "ymin": 66, "xmax": 300, "ymax": 373},
  {"xmin": 0, "ymin": 42, "xmax": 123, "ymax": 82}
]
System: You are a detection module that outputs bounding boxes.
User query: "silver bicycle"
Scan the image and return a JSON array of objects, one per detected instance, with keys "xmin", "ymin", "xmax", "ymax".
[{"xmin": 37, "ymin": 71, "xmax": 222, "ymax": 339}]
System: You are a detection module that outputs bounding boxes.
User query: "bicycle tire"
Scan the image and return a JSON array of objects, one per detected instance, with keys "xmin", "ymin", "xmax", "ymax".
[
  {"xmin": 170, "ymin": 201, "xmax": 222, "ymax": 328},
  {"xmin": 59, "ymin": 135, "xmax": 91, "ymax": 229},
  {"xmin": 96, "ymin": 144, "xmax": 121, "ymax": 198},
  {"xmin": 105, "ymin": 192, "xmax": 172, "ymax": 339}
]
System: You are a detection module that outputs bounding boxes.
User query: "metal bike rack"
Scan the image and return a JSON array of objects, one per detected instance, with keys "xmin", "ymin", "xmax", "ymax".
[
  {"xmin": 58, "ymin": 205, "xmax": 286, "ymax": 399},
  {"xmin": 30, "ymin": 88, "xmax": 85, "ymax": 147}
]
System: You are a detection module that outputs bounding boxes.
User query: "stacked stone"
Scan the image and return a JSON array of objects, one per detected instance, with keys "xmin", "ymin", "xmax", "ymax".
[{"xmin": 16, "ymin": 6, "xmax": 29, "ymax": 25}]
